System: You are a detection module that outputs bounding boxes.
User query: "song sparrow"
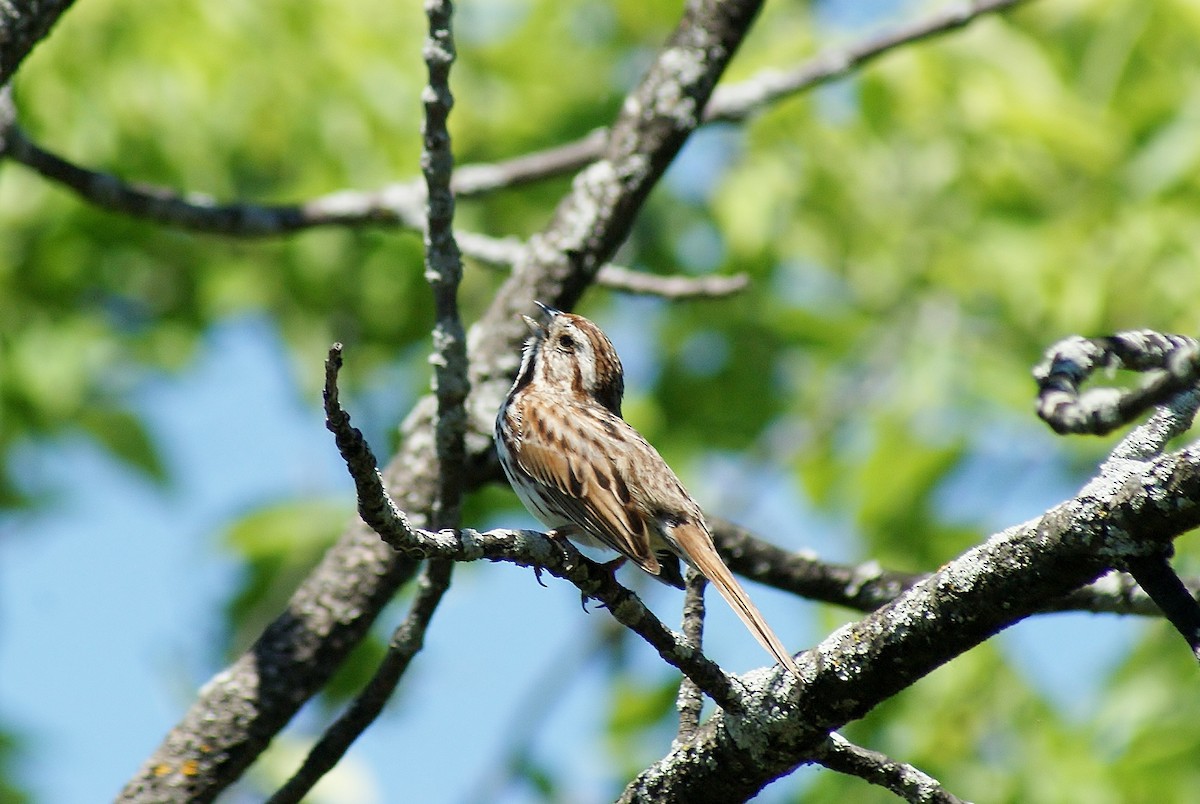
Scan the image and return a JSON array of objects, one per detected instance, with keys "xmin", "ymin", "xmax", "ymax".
[{"xmin": 495, "ymin": 303, "xmax": 798, "ymax": 677}]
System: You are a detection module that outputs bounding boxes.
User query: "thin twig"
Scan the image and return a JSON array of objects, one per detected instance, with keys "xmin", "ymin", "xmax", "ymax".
[
  {"xmin": 595, "ymin": 265, "xmax": 749, "ymax": 299},
  {"xmin": 265, "ymin": 559, "xmax": 454, "ymax": 804},
  {"xmin": 463, "ymin": 233, "xmax": 749, "ymax": 298},
  {"xmin": 811, "ymin": 733, "xmax": 966, "ymax": 804},
  {"xmin": 271, "ymin": 12, "xmax": 474, "ymax": 792},
  {"xmin": 674, "ymin": 568, "xmax": 708, "ymax": 746},
  {"xmin": 706, "ymin": 0, "xmax": 1026, "ymax": 123}
]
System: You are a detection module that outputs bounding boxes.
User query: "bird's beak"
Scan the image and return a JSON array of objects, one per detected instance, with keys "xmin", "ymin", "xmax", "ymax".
[
  {"xmin": 524, "ymin": 301, "xmax": 560, "ymax": 334},
  {"xmin": 521, "ymin": 314, "xmax": 543, "ymax": 335}
]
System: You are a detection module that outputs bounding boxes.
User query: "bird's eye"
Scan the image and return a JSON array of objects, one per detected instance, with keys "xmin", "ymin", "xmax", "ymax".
[{"xmin": 558, "ymin": 334, "xmax": 576, "ymax": 351}]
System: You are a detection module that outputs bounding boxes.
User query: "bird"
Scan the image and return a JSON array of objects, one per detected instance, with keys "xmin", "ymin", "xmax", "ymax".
[{"xmin": 495, "ymin": 302, "xmax": 799, "ymax": 677}]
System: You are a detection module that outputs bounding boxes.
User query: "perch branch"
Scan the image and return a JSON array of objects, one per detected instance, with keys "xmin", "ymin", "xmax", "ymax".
[
  {"xmin": 322, "ymin": 345, "xmax": 750, "ymax": 713},
  {"xmin": 465, "ymin": 233, "xmax": 749, "ymax": 298}
]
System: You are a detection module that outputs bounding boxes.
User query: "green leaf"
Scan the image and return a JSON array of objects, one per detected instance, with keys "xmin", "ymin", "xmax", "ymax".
[{"xmin": 77, "ymin": 406, "xmax": 168, "ymax": 484}]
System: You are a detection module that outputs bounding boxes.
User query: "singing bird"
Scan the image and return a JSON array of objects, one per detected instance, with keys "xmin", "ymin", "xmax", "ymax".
[{"xmin": 495, "ymin": 303, "xmax": 799, "ymax": 677}]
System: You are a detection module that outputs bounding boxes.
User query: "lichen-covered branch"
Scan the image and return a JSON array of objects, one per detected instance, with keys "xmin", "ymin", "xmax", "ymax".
[
  {"xmin": 674, "ymin": 569, "xmax": 709, "ymax": 746},
  {"xmin": 620, "ymin": 437, "xmax": 1200, "ymax": 801},
  {"xmin": 420, "ymin": 0, "xmax": 467, "ymax": 531},
  {"xmin": 711, "ymin": 515, "xmax": 1200, "ymax": 620}
]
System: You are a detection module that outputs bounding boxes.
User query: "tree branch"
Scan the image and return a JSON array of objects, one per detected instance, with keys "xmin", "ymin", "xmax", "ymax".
[
  {"xmin": 0, "ymin": 0, "xmax": 77, "ymax": 85},
  {"xmin": 675, "ymin": 569, "xmax": 709, "ymax": 746},
  {"xmin": 420, "ymin": 0, "xmax": 468, "ymax": 532},
  {"xmin": 620, "ymin": 436, "xmax": 1200, "ymax": 801},
  {"xmin": 713, "ymin": 506, "xmax": 1200, "ymax": 621},
  {"xmin": 267, "ymin": 8, "xmax": 472, "ymax": 800},
  {"xmin": 810, "ymin": 733, "xmax": 965, "ymax": 804},
  {"xmin": 3, "ymin": 1, "xmax": 1023, "ymax": 236},
  {"xmin": 1124, "ymin": 554, "xmax": 1200, "ymax": 664},
  {"xmin": 264, "ymin": 558, "xmax": 453, "ymax": 804},
  {"xmin": 462, "ymin": 232, "xmax": 749, "ymax": 299},
  {"xmin": 705, "ymin": 0, "xmax": 1026, "ymax": 124},
  {"xmin": 593, "ymin": 265, "xmax": 749, "ymax": 299},
  {"xmin": 1034, "ymin": 330, "xmax": 1200, "ymax": 436}
]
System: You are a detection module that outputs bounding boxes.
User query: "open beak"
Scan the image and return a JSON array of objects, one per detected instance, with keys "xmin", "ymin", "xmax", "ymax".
[
  {"xmin": 523, "ymin": 301, "xmax": 560, "ymax": 334},
  {"xmin": 521, "ymin": 314, "xmax": 543, "ymax": 335}
]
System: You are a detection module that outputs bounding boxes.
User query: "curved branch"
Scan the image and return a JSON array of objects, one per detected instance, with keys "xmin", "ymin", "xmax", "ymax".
[
  {"xmin": 1034, "ymin": 330, "xmax": 1200, "ymax": 436},
  {"xmin": 705, "ymin": 0, "xmax": 1026, "ymax": 124},
  {"xmin": 811, "ymin": 733, "xmax": 965, "ymax": 804},
  {"xmin": 2, "ymin": 125, "xmax": 429, "ymax": 233}
]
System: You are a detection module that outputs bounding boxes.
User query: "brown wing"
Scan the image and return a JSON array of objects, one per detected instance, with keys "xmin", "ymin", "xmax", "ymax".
[
  {"xmin": 509, "ymin": 396, "xmax": 666, "ymax": 576},
  {"xmin": 510, "ymin": 394, "xmax": 800, "ymax": 677}
]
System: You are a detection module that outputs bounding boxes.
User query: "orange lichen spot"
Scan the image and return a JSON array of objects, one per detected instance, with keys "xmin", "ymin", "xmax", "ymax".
[
  {"xmin": 153, "ymin": 764, "xmax": 172, "ymax": 777},
  {"xmin": 181, "ymin": 759, "xmax": 200, "ymax": 777}
]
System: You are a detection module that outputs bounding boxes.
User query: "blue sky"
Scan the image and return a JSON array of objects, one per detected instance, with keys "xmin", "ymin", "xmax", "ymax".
[{"xmin": 0, "ymin": 314, "xmax": 1146, "ymax": 803}]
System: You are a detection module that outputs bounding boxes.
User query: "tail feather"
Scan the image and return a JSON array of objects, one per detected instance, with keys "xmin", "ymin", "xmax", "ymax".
[{"xmin": 673, "ymin": 524, "xmax": 800, "ymax": 678}]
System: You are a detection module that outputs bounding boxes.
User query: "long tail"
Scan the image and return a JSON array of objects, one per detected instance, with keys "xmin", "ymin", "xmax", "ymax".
[{"xmin": 673, "ymin": 523, "xmax": 800, "ymax": 678}]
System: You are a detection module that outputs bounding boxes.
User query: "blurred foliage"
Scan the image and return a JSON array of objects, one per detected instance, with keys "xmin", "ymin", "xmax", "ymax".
[
  {"xmin": 221, "ymin": 500, "xmax": 350, "ymax": 655},
  {"xmin": 5, "ymin": 0, "xmax": 1200, "ymax": 800},
  {"xmin": 0, "ymin": 728, "xmax": 30, "ymax": 804}
]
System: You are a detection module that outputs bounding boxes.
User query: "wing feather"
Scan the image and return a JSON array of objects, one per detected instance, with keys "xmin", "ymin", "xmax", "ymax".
[{"xmin": 510, "ymin": 399, "xmax": 663, "ymax": 575}]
